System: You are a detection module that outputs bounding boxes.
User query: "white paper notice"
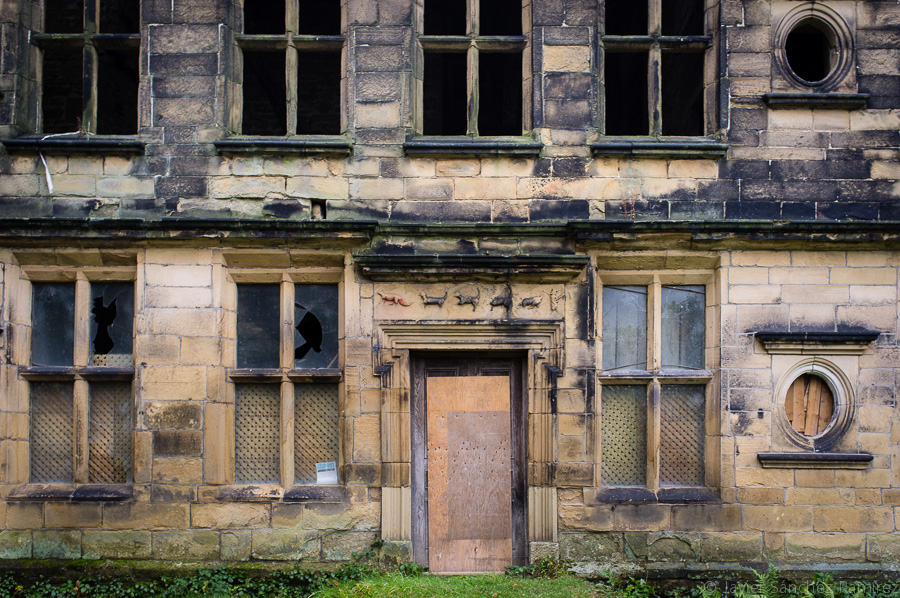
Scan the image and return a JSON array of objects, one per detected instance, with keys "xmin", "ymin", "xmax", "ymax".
[{"xmin": 316, "ymin": 461, "xmax": 338, "ymax": 484}]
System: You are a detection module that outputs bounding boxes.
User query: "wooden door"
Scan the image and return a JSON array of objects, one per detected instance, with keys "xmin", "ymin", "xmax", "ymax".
[{"xmin": 412, "ymin": 356, "xmax": 526, "ymax": 572}]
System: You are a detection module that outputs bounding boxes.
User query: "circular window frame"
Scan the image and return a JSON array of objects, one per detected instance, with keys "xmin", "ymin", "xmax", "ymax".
[
  {"xmin": 774, "ymin": 3, "xmax": 854, "ymax": 90},
  {"xmin": 775, "ymin": 358, "xmax": 855, "ymax": 451}
]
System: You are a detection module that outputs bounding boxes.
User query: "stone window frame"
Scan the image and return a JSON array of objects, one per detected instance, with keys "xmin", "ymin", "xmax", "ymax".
[
  {"xmin": 31, "ymin": 0, "xmax": 141, "ymax": 136},
  {"xmin": 231, "ymin": 0, "xmax": 347, "ymax": 138},
  {"xmin": 223, "ymin": 267, "xmax": 344, "ymax": 496},
  {"xmin": 597, "ymin": 0, "xmax": 719, "ymax": 141},
  {"xmin": 595, "ymin": 269, "xmax": 719, "ymax": 502},
  {"xmin": 9, "ymin": 261, "xmax": 138, "ymax": 501},
  {"xmin": 411, "ymin": 0, "xmax": 532, "ymax": 138}
]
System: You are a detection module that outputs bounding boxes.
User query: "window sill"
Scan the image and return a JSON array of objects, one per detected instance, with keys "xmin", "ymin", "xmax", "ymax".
[
  {"xmin": 403, "ymin": 136, "xmax": 542, "ymax": 157},
  {"xmin": 9, "ymin": 484, "xmax": 132, "ymax": 501},
  {"xmin": 591, "ymin": 138, "xmax": 727, "ymax": 159},
  {"xmin": 757, "ymin": 452, "xmax": 873, "ymax": 469},
  {"xmin": 213, "ymin": 485, "xmax": 348, "ymax": 502},
  {"xmin": 763, "ymin": 93, "xmax": 869, "ymax": 110},
  {"xmin": 1, "ymin": 136, "xmax": 145, "ymax": 154},
  {"xmin": 21, "ymin": 366, "xmax": 134, "ymax": 381},
  {"xmin": 229, "ymin": 368, "xmax": 342, "ymax": 382},
  {"xmin": 214, "ymin": 137, "xmax": 352, "ymax": 156},
  {"xmin": 592, "ymin": 487, "xmax": 719, "ymax": 504}
]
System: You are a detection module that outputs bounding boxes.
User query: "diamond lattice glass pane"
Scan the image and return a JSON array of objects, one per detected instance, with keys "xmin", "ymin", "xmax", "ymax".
[
  {"xmin": 601, "ymin": 385, "xmax": 647, "ymax": 487},
  {"xmin": 602, "ymin": 286, "xmax": 647, "ymax": 371},
  {"xmin": 660, "ymin": 385, "xmax": 705, "ymax": 486},
  {"xmin": 30, "ymin": 382, "xmax": 74, "ymax": 483},
  {"xmin": 237, "ymin": 285, "xmax": 280, "ymax": 368},
  {"xmin": 32, "ymin": 283, "xmax": 75, "ymax": 366},
  {"xmin": 89, "ymin": 382, "xmax": 132, "ymax": 483},
  {"xmin": 661, "ymin": 285, "xmax": 705, "ymax": 370},
  {"xmin": 235, "ymin": 384, "xmax": 280, "ymax": 484},
  {"xmin": 89, "ymin": 282, "xmax": 134, "ymax": 366},
  {"xmin": 293, "ymin": 285, "xmax": 339, "ymax": 369},
  {"xmin": 295, "ymin": 383, "xmax": 339, "ymax": 484}
]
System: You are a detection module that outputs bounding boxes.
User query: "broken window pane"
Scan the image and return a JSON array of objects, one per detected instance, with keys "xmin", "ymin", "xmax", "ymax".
[
  {"xmin": 423, "ymin": 52, "xmax": 467, "ymax": 135},
  {"xmin": 89, "ymin": 381, "xmax": 133, "ymax": 483},
  {"xmin": 601, "ymin": 385, "xmax": 647, "ymax": 486},
  {"xmin": 604, "ymin": 52, "xmax": 648, "ymax": 135},
  {"xmin": 661, "ymin": 52, "xmax": 704, "ymax": 136},
  {"xmin": 297, "ymin": 51, "xmax": 341, "ymax": 135},
  {"xmin": 661, "ymin": 0, "xmax": 704, "ymax": 36},
  {"xmin": 234, "ymin": 384, "xmax": 281, "ymax": 484},
  {"xmin": 242, "ymin": 50, "xmax": 287, "ymax": 135},
  {"xmin": 659, "ymin": 385, "xmax": 705, "ymax": 486},
  {"xmin": 42, "ymin": 47, "xmax": 83, "ymax": 134},
  {"xmin": 244, "ymin": 0, "xmax": 285, "ymax": 34},
  {"xmin": 97, "ymin": 48, "xmax": 139, "ymax": 135},
  {"xmin": 293, "ymin": 284, "xmax": 338, "ymax": 369},
  {"xmin": 45, "ymin": 0, "xmax": 83, "ymax": 34},
  {"xmin": 480, "ymin": 0, "xmax": 521, "ymax": 36},
  {"xmin": 299, "ymin": 0, "xmax": 340, "ymax": 35},
  {"xmin": 424, "ymin": 0, "xmax": 466, "ymax": 35},
  {"xmin": 30, "ymin": 382, "xmax": 74, "ymax": 483},
  {"xmin": 661, "ymin": 285, "xmax": 705, "ymax": 370},
  {"xmin": 478, "ymin": 52, "xmax": 522, "ymax": 136},
  {"xmin": 294, "ymin": 383, "xmax": 340, "ymax": 484},
  {"xmin": 89, "ymin": 282, "xmax": 133, "ymax": 366},
  {"xmin": 32, "ymin": 282, "xmax": 75, "ymax": 367},
  {"xmin": 602, "ymin": 286, "xmax": 647, "ymax": 371},
  {"xmin": 604, "ymin": 0, "xmax": 647, "ymax": 35},
  {"xmin": 99, "ymin": 0, "xmax": 139, "ymax": 33},
  {"xmin": 237, "ymin": 284, "xmax": 280, "ymax": 369}
]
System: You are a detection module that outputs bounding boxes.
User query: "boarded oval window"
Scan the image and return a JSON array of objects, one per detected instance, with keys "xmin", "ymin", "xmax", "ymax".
[{"xmin": 784, "ymin": 374, "xmax": 834, "ymax": 436}]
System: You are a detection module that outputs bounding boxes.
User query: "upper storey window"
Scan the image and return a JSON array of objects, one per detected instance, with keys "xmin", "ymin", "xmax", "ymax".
[
  {"xmin": 418, "ymin": 0, "xmax": 527, "ymax": 136},
  {"xmin": 601, "ymin": 0, "xmax": 710, "ymax": 136},
  {"xmin": 36, "ymin": 0, "xmax": 140, "ymax": 134},
  {"xmin": 238, "ymin": 1, "xmax": 343, "ymax": 135}
]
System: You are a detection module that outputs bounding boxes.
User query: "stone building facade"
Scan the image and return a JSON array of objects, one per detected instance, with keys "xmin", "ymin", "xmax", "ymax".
[{"xmin": 0, "ymin": 0, "xmax": 899, "ymax": 578}]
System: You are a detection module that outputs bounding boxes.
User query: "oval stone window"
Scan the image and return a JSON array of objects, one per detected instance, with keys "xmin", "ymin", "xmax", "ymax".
[
  {"xmin": 784, "ymin": 18, "xmax": 837, "ymax": 84},
  {"xmin": 784, "ymin": 373, "xmax": 834, "ymax": 436}
]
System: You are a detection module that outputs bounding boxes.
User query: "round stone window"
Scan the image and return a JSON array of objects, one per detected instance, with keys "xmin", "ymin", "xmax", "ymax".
[
  {"xmin": 784, "ymin": 373, "xmax": 834, "ymax": 436},
  {"xmin": 775, "ymin": 4, "xmax": 853, "ymax": 90},
  {"xmin": 776, "ymin": 358, "xmax": 855, "ymax": 451}
]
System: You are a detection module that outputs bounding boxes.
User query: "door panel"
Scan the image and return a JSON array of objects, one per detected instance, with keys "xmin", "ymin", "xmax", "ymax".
[
  {"xmin": 411, "ymin": 355, "xmax": 526, "ymax": 571},
  {"xmin": 426, "ymin": 376, "xmax": 511, "ymax": 572}
]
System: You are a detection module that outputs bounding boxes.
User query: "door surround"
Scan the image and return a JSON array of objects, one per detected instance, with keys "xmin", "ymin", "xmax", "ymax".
[{"xmin": 376, "ymin": 322, "xmax": 563, "ymax": 561}]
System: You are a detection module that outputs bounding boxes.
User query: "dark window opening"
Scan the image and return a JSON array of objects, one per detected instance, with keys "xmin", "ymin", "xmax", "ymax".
[
  {"xmin": 299, "ymin": 0, "xmax": 341, "ymax": 35},
  {"xmin": 423, "ymin": 52, "xmax": 467, "ymax": 135},
  {"xmin": 297, "ymin": 51, "xmax": 341, "ymax": 135},
  {"xmin": 424, "ymin": 0, "xmax": 467, "ymax": 35},
  {"xmin": 97, "ymin": 49, "xmax": 139, "ymax": 135},
  {"xmin": 604, "ymin": 0, "xmax": 647, "ymax": 35},
  {"xmin": 237, "ymin": 284, "xmax": 281, "ymax": 369},
  {"xmin": 42, "ymin": 48, "xmax": 83, "ymax": 133},
  {"xmin": 480, "ymin": 0, "xmax": 521, "ymax": 36},
  {"xmin": 478, "ymin": 52, "xmax": 522, "ymax": 136},
  {"xmin": 293, "ymin": 284, "xmax": 339, "ymax": 369},
  {"xmin": 242, "ymin": 51, "xmax": 287, "ymax": 135},
  {"xmin": 244, "ymin": 0, "xmax": 285, "ymax": 34},
  {"xmin": 31, "ymin": 282, "xmax": 76, "ymax": 367},
  {"xmin": 785, "ymin": 19, "xmax": 835, "ymax": 83},
  {"xmin": 604, "ymin": 52, "xmax": 648, "ymax": 135},
  {"xmin": 661, "ymin": 0, "xmax": 704, "ymax": 36},
  {"xmin": 661, "ymin": 52, "xmax": 703, "ymax": 136},
  {"xmin": 89, "ymin": 282, "xmax": 134, "ymax": 365},
  {"xmin": 45, "ymin": 0, "xmax": 83, "ymax": 34},
  {"xmin": 100, "ymin": 0, "xmax": 139, "ymax": 33}
]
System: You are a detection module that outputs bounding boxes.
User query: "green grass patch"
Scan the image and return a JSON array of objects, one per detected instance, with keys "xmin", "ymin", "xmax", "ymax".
[{"xmin": 311, "ymin": 572, "xmax": 596, "ymax": 598}]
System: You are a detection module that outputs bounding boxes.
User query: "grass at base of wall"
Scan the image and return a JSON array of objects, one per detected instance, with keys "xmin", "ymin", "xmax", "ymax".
[{"xmin": 311, "ymin": 572, "xmax": 596, "ymax": 598}]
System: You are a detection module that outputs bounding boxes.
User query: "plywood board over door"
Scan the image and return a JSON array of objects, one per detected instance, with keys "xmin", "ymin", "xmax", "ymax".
[{"xmin": 411, "ymin": 356, "xmax": 527, "ymax": 572}]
